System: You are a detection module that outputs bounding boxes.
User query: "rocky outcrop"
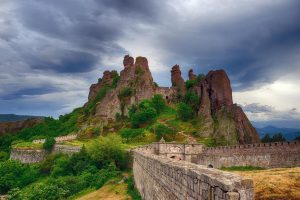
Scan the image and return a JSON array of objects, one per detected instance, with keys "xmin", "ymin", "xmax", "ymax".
[
  {"xmin": 188, "ymin": 69, "xmax": 197, "ymax": 80},
  {"xmin": 88, "ymin": 70, "xmax": 114, "ymax": 102},
  {"xmin": 171, "ymin": 65, "xmax": 185, "ymax": 95},
  {"xmin": 94, "ymin": 55, "xmax": 156, "ymax": 121},
  {"xmin": 0, "ymin": 118, "xmax": 44, "ymax": 136},
  {"xmin": 85, "ymin": 55, "xmax": 259, "ymax": 144},
  {"xmin": 197, "ymin": 70, "xmax": 259, "ymax": 144}
]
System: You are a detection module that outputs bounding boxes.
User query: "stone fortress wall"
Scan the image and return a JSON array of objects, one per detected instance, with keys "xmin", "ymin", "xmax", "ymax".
[
  {"xmin": 10, "ymin": 144, "xmax": 81, "ymax": 163},
  {"xmin": 32, "ymin": 134, "xmax": 77, "ymax": 144},
  {"xmin": 197, "ymin": 141, "xmax": 300, "ymax": 168},
  {"xmin": 133, "ymin": 145, "xmax": 254, "ymax": 200},
  {"xmin": 132, "ymin": 141, "xmax": 300, "ymax": 199}
]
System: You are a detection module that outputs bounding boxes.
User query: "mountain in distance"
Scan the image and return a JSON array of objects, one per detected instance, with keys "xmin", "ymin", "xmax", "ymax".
[
  {"xmin": 0, "ymin": 114, "xmax": 44, "ymax": 122},
  {"xmin": 256, "ymin": 125, "xmax": 300, "ymax": 141}
]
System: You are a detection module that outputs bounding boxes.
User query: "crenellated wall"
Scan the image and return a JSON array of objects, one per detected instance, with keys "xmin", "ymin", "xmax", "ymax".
[
  {"xmin": 197, "ymin": 141, "xmax": 300, "ymax": 168},
  {"xmin": 133, "ymin": 147, "xmax": 254, "ymax": 200}
]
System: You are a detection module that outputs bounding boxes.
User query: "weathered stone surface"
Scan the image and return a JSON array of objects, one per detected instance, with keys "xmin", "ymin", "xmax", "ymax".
[
  {"xmin": 188, "ymin": 69, "xmax": 197, "ymax": 80},
  {"xmin": 10, "ymin": 144, "xmax": 82, "ymax": 163},
  {"xmin": 10, "ymin": 149, "xmax": 47, "ymax": 163},
  {"xmin": 198, "ymin": 70, "xmax": 259, "ymax": 144},
  {"xmin": 171, "ymin": 64, "xmax": 185, "ymax": 95},
  {"xmin": 197, "ymin": 141, "xmax": 300, "ymax": 168},
  {"xmin": 0, "ymin": 118, "xmax": 44, "ymax": 136},
  {"xmin": 123, "ymin": 54, "xmax": 134, "ymax": 68},
  {"xmin": 88, "ymin": 70, "xmax": 113, "ymax": 102},
  {"xmin": 133, "ymin": 145, "xmax": 254, "ymax": 200}
]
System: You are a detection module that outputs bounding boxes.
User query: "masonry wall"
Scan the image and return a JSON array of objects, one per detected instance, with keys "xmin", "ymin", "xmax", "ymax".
[
  {"xmin": 10, "ymin": 144, "xmax": 82, "ymax": 163},
  {"xmin": 10, "ymin": 149, "xmax": 48, "ymax": 163},
  {"xmin": 133, "ymin": 148, "xmax": 254, "ymax": 200},
  {"xmin": 197, "ymin": 141, "xmax": 300, "ymax": 168}
]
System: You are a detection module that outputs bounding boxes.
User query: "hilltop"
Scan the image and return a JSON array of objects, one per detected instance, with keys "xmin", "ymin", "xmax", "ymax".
[{"xmin": 78, "ymin": 55, "xmax": 259, "ymax": 145}]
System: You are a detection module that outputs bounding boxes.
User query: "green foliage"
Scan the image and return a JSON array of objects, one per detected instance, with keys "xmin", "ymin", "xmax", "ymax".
[
  {"xmin": 126, "ymin": 175, "xmax": 142, "ymax": 200},
  {"xmin": 220, "ymin": 166, "xmax": 265, "ymax": 171},
  {"xmin": 152, "ymin": 124, "xmax": 175, "ymax": 140},
  {"xmin": 183, "ymin": 91, "xmax": 199, "ymax": 111},
  {"xmin": 111, "ymin": 70, "xmax": 120, "ymax": 88},
  {"xmin": 120, "ymin": 128, "xmax": 144, "ymax": 142},
  {"xmin": 118, "ymin": 87, "xmax": 134, "ymax": 99},
  {"xmin": 0, "ymin": 160, "xmax": 39, "ymax": 194},
  {"xmin": 261, "ymin": 133, "xmax": 286, "ymax": 143},
  {"xmin": 196, "ymin": 74, "xmax": 205, "ymax": 82},
  {"xmin": 43, "ymin": 137, "xmax": 56, "ymax": 151},
  {"xmin": 84, "ymin": 87, "xmax": 109, "ymax": 115},
  {"xmin": 185, "ymin": 79, "xmax": 197, "ymax": 90},
  {"xmin": 0, "ymin": 151, "xmax": 9, "ymax": 161},
  {"xmin": 87, "ymin": 135, "xmax": 128, "ymax": 169},
  {"xmin": 129, "ymin": 95, "xmax": 166, "ymax": 128},
  {"xmin": 177, "ymin": 103, "xmax": 194, "ymax": 121},
  {"xmin": 151, "ymin": 94, "xmax": 166, "ymax": 114},
  {"xmin": 7, "ymin": 187, "xmax": 24, "ymax": 200}
]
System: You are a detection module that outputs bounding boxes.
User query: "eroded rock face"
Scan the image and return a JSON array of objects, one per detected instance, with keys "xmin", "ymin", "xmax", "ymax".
[
  {"xmin": 188, "ymin": 69, "xmax": 197, "ymax": 80},
  {"xmin": 85, "ymin": 55, "xmax": 259, "ymax": 144},
  {"xmin": 171, "ymin": 65, "xmax": 185, "ymax": 95},
  {"xmin": 88, "ymin": 70, "xmax": 113, "ymax": 102},
  {"xmin": 197, "ymin": 70, "xmax": 259, "ymax": 144},
  {"xmin": 95, "ymin": 56, "xmax": 155, "ymax": 121}
]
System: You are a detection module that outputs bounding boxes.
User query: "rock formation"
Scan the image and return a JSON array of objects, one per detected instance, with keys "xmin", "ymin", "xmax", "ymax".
[
  {"xmin": 171, "ymin": 65, "xmax": 185, "ymax": 95},
  {"xmin": 85, "ymin": 55, "xmax": 259, "ymax": 144},
  {"xmin": 0, "ymin": 118, "xmax": 44, "ymax": 136},
  {"xmin": 88, "ymin": 70, "xmax": 114, "ymax": 102},
  {"xmin": 188, "ymin": 69, "xmax": 197, "ymax": 80},
  {"xmin": 197, "ymin": 70, "xmax": 259, "ymax": 144}
]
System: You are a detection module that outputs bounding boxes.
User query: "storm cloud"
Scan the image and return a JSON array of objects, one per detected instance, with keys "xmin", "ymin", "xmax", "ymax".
[{"xmin": 0, "ymin": 0, "xmax": 299, "ymax": 127}]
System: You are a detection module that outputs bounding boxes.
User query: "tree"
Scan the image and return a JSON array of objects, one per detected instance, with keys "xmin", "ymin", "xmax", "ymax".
[
  {"xmin": 272, "ymin": 133, "xmax": 286, "ymax": 142},
  {"xmin": 151, "ymin": 94, "xmax": 166, "ymax": 114},
  {"xmin": 43, "ymin": 137, "xmax": 56, "ymax": 151},
  {"xmin": 177, "ymin": 103, "xmax": 193, "ymax": 121},
  {"xmin": 261, "ymin": 133, "xmax": 271, "ymax": 143},
  {"xmin": 183, "ymin": 91, "xmax": 199, "ymax": 111},
  {"xmin": 87, "ymin": 135, "xmax": 128, "ymax": 169}
]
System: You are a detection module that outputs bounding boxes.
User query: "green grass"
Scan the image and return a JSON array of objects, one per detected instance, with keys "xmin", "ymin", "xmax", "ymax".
[
  {"xmin": 220, "ymin": 166, "xmax": 266, "ymax": 171},
  {"xmin": 12, "ymin": 142, "xmax": 43, "ymax": 149}
]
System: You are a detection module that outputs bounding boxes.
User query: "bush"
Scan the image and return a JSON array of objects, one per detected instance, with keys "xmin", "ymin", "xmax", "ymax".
[
  {"xmin": 0, "ymin": 151, "xmax": 9, "ymax": 161},
  {"xmin": 261, "ymin": 133, "xmax": 286, "ymax": 143},
  {"xmin": 153, "ymin": 124, "xmax": 175, "ymax": 140},
  {"xmin": 43, "ymin": 137, "xmax": 56, "ymax": 151},
  {"xmin": 87, "ymin": 135, "xmax": 128, "ymax": 169},
  {"xmin": 183, "ymin": 91, "xmax": 199, "ymax": 111},
  {"xmin": 177, "ymin": 103, "xmax": 194, "ymax": 121},
  {"xmin": 0, "ymin": 160, "xmax": 39, "ymax": 194},
  {"xmin": 151, "ymin": 94, "xmax": 166, "ymax": 114},
  {"xmin": 118, "ymin": 87, "xmax": 134, "ymax": 99},
  {"xmin": 120, "ymin": 128, "xmax": 144, "ymax": 142},
  {"xmin": 111, "ymin": 70, "xmax": 120, "ymax": 88}
]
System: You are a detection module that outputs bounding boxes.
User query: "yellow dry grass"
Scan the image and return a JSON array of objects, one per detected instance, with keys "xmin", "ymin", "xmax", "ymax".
[
  {"xmin": 77, "ymin": 182, "xmax": 131, "ymax": 200},
  {"xmin": 232, "ymin": 167, "xmax": 300, "ymax": 200}
]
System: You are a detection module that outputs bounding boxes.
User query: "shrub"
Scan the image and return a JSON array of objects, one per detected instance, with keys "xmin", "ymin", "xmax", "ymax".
[
  {"xmin": 87, "ymin": 135, "xmax": 128, "ymax": 169},
  {"xmin": 43, "ymin": 137, "xmax": 56, "ymax": 151},
  {"xmin": 153, "ymin": 124, "xmax": 175, "ymax": 140},
  {"xmin": 177, "ymin": 103, "xmax": 193, "ymax": 121},
  {"xmin": 151, "ymin": 94, "xmax": 166, "ymax": 114},
  {"xmin": 111, "ymin": 70, "xmax": 120, "ymax": 88},
  {"xmin": 0, "ymin": 160, "xmax": 39, "ymax": 194},
  {"xmin": 0, "ymin": 151, "xmax": 9, "ymax": 161},
  {"xmin": 118, "ymin": 87, "xmax": 134, "ymax": 99},
  {"xmin": 120, "ymin": 128, "xmax": 144, "ymax": 142},
  {"xmin": 183, "ymin": 91, "xmax": 199, "ymax": 111},
  {"xmin": 185, "ymin": 79, "xmax": 197, "ymax": 90}
]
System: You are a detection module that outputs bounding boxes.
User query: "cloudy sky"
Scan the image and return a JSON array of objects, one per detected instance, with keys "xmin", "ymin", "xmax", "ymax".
[{"xmin": 0, "ymin": 0, "xmax": 299, "ymax": 128}]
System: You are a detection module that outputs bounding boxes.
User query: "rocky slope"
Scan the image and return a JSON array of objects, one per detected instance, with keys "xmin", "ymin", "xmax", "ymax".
[{"xmin": 85, "ymin": 55, "xmax": 259, "ymax": 144}]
